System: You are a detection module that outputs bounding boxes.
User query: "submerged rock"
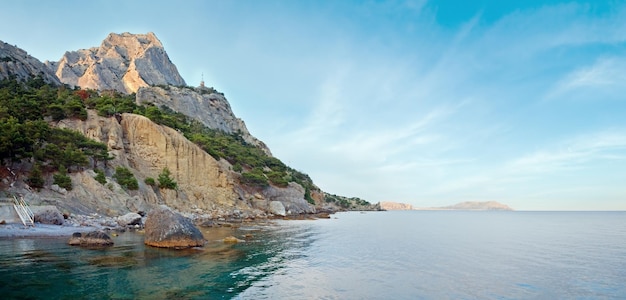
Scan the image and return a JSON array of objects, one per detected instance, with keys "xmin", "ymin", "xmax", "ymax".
[
  {"xmin": 144, "ymin": 206, "xmax": 205, "ymax": 249},
  {"xmin": 68, "ymin": 231, "xmax": 114, "ymax": 247}
]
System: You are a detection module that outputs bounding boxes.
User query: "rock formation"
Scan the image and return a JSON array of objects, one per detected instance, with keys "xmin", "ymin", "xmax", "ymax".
[
  {"xmin": 144, "ymin": 206, "xmax": 205, "ymax": 248},
  {"xmin": 0, "ymin": 41, "xmax": 61, "ymax": 85},
  {"xmin": 68, "ymin": 231, "xmax": 114, "ymax": 247},
  {"xmin": 136, "ymin": 85, "xmax": 272, "ymax": 155},
  {"xmin": 116, "ymin": 212, "xmax": 142, "ymax": 227},
  {"xmin": 31, "ymin": 206, "xmax": 65, "ymax": 225},
  {"xmin": 380, "ymin": 201, "xmax": 414, "ymax": 210},
  {"xmin": 1, "ymin": 33, "xmax": 354, "ymax": 221},
  {"xmin": 48, "ymin": 32, "xmax": 185, "ymax": 93}
]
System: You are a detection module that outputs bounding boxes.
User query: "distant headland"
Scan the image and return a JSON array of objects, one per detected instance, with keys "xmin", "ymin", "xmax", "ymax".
[{"xmin": 380, "ymin": 201, "xmax": 513, "ymax": 211}]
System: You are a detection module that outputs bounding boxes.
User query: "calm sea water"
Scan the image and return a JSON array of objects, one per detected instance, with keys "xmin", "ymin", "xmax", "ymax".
[{"xmin": 1, "ymin": 211, "xmax": 625, "ymax": 299}]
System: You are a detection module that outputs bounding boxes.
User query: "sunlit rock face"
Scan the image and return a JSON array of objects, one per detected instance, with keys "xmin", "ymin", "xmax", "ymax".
[
  {"xmin": 136, "ymin": 85, "xmax": 272, "ymax": 156},
  {"xmin": 49, "ymin": 32, "xmax": 185, "ymax": 94},
  {"xmin": 0, "ymin": 40, "xmax": 61, "ymax": 85}
]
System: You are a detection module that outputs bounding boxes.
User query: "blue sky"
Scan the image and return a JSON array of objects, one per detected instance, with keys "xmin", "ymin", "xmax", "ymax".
[{"xmin": 1, "ymin": 0, "xmax": 625, "ymax": 210}]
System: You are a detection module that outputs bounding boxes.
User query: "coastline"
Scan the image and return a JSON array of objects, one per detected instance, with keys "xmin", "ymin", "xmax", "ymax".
[{"xmin": 0, "ymin": 223, "xmax": 99, "ymax": 238}]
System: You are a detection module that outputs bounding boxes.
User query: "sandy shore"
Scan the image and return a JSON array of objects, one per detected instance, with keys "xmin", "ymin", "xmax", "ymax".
[{"xmin": 0, "ymin": 223, "xmax": 99, "ymax": 238}]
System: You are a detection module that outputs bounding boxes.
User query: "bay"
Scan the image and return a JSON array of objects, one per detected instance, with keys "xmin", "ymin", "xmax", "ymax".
[{"xmin": 1, "ymin": 211, "xmax": 625, "ymax": 299}]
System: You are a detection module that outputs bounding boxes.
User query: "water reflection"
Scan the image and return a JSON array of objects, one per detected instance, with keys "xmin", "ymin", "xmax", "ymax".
[{"xmin": 0, "ymin": 221, "xmax": 318, "ymax": 299}]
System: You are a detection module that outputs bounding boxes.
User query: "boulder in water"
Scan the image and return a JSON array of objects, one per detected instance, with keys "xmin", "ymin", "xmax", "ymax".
[
  {"xmin": 68, "ymin": 231, "xmax": 114, "ymax": 247},
  {"xmin": 144, "ymin": 206, "xmax": 205, "ymax": 248}
]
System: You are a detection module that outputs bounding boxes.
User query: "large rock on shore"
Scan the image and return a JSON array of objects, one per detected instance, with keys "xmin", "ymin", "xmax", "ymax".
[
  {"xmin": 68, "ymin": 231, "xmax": 114, "ymax": 247},
  {"xmin": 117, "ymin": 212, "xmax": 142, "ymax": 227},
  {"xmin": 144, "ymin": 206, "xmax": 205, "ymax": 248},
  {"xmin": 32, "ymin": 206, "xmax": 64, "ymax": 225}
]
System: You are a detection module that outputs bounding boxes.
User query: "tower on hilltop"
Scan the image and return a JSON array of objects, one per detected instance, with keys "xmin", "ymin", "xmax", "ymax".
[{"xmin": 200, "ymin": 73, "xmax": 205, "ymax": 88}]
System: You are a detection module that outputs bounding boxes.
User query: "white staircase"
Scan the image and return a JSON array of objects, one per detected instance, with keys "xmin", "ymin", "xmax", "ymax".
[{"xmin": 13, "ymin": 195, "xmax": 34, "ymax": 227}]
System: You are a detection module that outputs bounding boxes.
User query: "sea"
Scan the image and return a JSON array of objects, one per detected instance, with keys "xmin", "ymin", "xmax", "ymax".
[{"xmin": 0, "ymin": 211, "xmax": 625, "ymax": 299}]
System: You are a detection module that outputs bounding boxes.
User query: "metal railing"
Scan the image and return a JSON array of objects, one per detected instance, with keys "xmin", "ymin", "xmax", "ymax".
[{"xmin": 12, "ymin": 195, "xmax": 34, "ymax": 227}]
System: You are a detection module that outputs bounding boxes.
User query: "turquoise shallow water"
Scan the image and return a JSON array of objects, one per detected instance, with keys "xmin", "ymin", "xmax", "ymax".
[{"xmin": 1, "ymin": 211, "xmax": 625, "ymax": 299}]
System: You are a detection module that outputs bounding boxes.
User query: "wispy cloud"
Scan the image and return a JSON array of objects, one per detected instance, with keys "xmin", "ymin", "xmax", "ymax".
[
  {"xmin": 508, "ymin": 130, "xmax": 626, "ymax": 174},
  {"xmin": 545, "ymin": 57, "xmax": 626, "ymax": 101}
]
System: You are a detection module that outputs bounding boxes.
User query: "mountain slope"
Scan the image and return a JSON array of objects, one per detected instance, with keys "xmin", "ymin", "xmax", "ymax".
[
  {"xmin": 136, "ymin": 85, "xmax": 272, "ymax": 155},
  {"xmin": 0, "ymin": 41, "xmax": 61, "ymax": 85},
  {"xmin": 2, "ymin": 34, "xmax": 361, "ymax": 219}
]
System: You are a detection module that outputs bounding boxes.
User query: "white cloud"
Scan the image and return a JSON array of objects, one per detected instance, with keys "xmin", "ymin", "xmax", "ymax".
[{"xmin": 546, "ymin": 57, "xmax": 626, "ymax": 100}]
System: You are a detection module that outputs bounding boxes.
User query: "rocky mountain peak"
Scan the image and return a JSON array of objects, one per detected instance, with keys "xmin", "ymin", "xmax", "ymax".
[
  {"xmin": 49, "ymin": 32, "xmax": 185, "ymax": 94},
  {"xmin": 0, "ymin": 41, "xmax": 61, "ymax": 85}
]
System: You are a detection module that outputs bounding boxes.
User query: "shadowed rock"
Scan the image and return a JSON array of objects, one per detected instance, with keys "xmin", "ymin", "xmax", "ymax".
[
  {"xmin": 144, "ymin": 206, "xmax": 205, "ymax": 249},
  {"xmin": 32, "ymin": 206, "xmax": 64, "ymax": 225},
  {"xmin": 68, "ymin": 231, "xmax": 114, "ymax": 247}
]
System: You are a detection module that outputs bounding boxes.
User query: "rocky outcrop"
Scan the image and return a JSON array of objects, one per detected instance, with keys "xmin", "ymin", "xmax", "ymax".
[
  {"xmin": 262, "ymin": 182, "xmax": 315, "ymax": 215},
  {"xmin": 144, "ymin": 206, "xmax": 205, "ymax": 248},
  {"xmin": 0, "ymin": 41, "xmax": 61, "ymax": 85},
  {"xmin": 380, "ymin": 201, "xmax": 414, "ymax": 211},
  {"xmin": 69, "ymin": 231, "xmax": 114, "ymax": 247},
  {"xmin": 31, "ymin": 205, "xmax": 64, "ymax": 225},
  {"xmin": 57, "ymin": 111, "xmax": 240, "ymax": 213},
  {"xmin": 268, "ymin": 201, "xmax": 286, "ymax": 216},
  {"xmin": 137, "ymin": 85, "xmax": 272, "ymax": 155},
  {"xmin": 48, "ymin": 32, "xmax": 185, "ymax": 94},
  {"xmin": 116, "ymin": 212, "xmax": 142, "ymax": 227}
]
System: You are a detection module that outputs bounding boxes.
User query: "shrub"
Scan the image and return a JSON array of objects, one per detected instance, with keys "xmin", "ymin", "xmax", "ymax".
[
  {"xmin": 27, "ymin": 164, "xmax": 45, "ymax": 190},
  {"xmin": 113, "ymin": 166, "xmax": 138, "ymax": 190},
  {"xmin": 53, "ymin": 165, "xmax": 72, "ymax": 190},
  {"xmin": 144, "ymin": 177, "xmax": 156, "ymax": 186},
  {"xmin": 157, "ymin": 167, "xmax": 177, "ymax": 189},
  {"xmin": 241, "ymin": 169, "xmax": 268, "ymax": 187},
  {"xmin": 94, "ymin": 169, "xmax": 106, "ymax": 185},
  {"xmin": 267, "ymin": 171, "xmax": 289, "ymax": 187}
]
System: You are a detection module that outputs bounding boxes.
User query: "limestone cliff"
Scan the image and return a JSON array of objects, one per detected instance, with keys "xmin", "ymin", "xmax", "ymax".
[
  {"xmin": 380, "ymin": 201, "xmax": 414, "ymax": 210},
  {"xmin": 48, "ymin": 32, "xmax": 185, "ymax": 93},
  {"xmin": 137, "ymin": 85, "xmax": 272, "ymax": 155},
  {"xmin": 0, "ymin": 34, "xmax": 332, "ymax": 219},
  {"xmin": 46, "ymin": 110, "xmax": 313, "ymax": 217},
  {"xmin": 0, "ymin": 41, "xmax": 61, "ymax": 85},
  {"xmin": 56, "ymin": 111, "xmax": 240, "ymax": 213}
]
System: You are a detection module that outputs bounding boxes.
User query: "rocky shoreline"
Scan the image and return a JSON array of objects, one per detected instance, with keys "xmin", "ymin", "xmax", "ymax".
[{"xmin": 0, "ymin": 207, "xmax": 347, "ymax": 239}]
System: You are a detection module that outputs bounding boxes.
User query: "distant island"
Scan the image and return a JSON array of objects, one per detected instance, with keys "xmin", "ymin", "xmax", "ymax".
[{"xmin": 381, "ymin": 201, "xmax": 513, "ymax": 211}]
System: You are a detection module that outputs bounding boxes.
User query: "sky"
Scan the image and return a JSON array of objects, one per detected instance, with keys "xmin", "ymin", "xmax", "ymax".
[{"xmin": 1, "ymin": 0, "xmax": 625, "ymax": 210}]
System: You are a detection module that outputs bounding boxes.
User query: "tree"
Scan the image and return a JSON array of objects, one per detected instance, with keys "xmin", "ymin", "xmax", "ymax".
[
  {"xmin": 157, "ymin": 167, "xmax": 177, "ymax": 189},
  {"xmin": 93, "ymin": 169, "xmax": 106, "ymax": 185},
  {"xmin": 53, "ymin": 165, "xmax": 72, "ymax": 190},
  {"xmin": 113, "ymin": 166, "xmax": 138, "ymax": 190},
  {"xmin": 27, "ymin": 163, "xmax": 45, "ymax": 190}
]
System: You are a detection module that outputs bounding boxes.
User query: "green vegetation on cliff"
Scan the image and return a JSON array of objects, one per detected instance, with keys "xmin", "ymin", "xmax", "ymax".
[
  {"xmin": 0, "ymin": 77, "xmax": 112, "ymax": 189},
  {"xmin": 0, "ymin": 77, "xmax": 318, "ymax": 194}
]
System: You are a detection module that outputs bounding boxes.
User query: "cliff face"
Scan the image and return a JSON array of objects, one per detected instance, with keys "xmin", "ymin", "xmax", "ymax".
[
  {"xmin": 48, "ymin": 32, "xmax": 185, "ymax": 93},
  {"xmin": 56, "ymin": 111, "xmax": 239, "ymax": 213},
  {"xmin": 48, "ymin": 111, "xmax": 313, "ymax": 217},
  {"xmin": 2, "ymin": 33, "xmax": 323, "ymax": 218},
  {"xmin": 137, "ymin": 85, "xmax": 272, "ymax": 155},
  {"xmin": 380, "ymin": 201, "xmax": 414, "ymax": 210},
  {"xmin": 0, "ymin": 41, "xmax": 61, "ymax": 85}
]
